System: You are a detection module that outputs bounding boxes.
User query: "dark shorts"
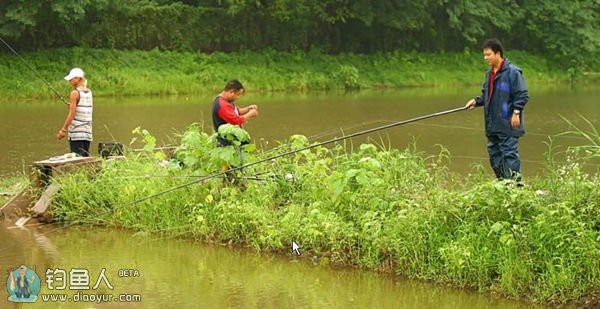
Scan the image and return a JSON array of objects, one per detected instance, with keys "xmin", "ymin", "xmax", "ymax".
[
  {"xmin": 216, "ymin": 135, "xmax": 250, "ymax": 148},
  {"xmin": 69, "ymin": 140, "xmax": 91, "ymax": 157}
]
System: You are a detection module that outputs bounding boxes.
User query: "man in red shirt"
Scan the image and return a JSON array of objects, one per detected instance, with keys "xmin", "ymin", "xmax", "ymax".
[{"xmin": 212, "ymin": 80, "xmax": 259, "ymax": 146}]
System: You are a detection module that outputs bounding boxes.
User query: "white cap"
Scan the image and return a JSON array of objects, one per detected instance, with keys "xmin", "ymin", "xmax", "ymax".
[{"xmin": 64, "ymin": 68, "xmax": 85, "ymax": 81}]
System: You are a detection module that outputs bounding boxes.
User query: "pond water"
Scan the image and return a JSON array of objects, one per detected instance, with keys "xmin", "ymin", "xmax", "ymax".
[
  {"xmin": 0, "ymin": 225, "xmax": 539, "ymax": 308},
  {"xmin": 1, "ymin": 86, "xmax": 598, "ymax": 177}
]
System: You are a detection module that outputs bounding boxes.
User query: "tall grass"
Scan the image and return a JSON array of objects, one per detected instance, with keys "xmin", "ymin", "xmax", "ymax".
[
  {"xmin": 0, "ymin": 48, "xmax": 571, "ymax": 101},
  {"xmin": 49, "ymin": 124, "xmax": 600, "ymax": 304},
  {"xmin": 558, "ymin": 114, "xmax": 600, "ymax": 159}
]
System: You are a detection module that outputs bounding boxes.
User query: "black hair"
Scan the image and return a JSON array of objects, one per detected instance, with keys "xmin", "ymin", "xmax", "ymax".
[
  {"xmin": 224, "ymin": 80, "xmax": 244, "ymax": 92},
  {"xmin": 482, "ymin": 39, "xmax": 504, "ymax": 57}
]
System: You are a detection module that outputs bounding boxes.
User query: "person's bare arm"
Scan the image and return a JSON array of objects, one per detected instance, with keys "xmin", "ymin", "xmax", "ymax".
[
  {"xmin": 239, "ymin": 105, "xmax": 258, "ymax": 115},
  {"xmin": 57, "ymin": 90, "xmax": 79, "ymax": 139}
]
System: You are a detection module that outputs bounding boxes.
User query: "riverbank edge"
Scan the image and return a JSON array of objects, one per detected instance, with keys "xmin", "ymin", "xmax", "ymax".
[
  {"xmin": 1, "ymin": 169, "xmax": 598, "ymax": 307},
  {"xmin": 1, "ymin": 48, "xmax": 596, "ymax": 102},
  {"xmin": 50, "ymin": 128, "xmax": 600, "ymax": 306}
]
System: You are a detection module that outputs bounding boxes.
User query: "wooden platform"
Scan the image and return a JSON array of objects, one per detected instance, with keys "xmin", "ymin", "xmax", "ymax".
[{"xmin": 1, "ymin": 156, "xmax": 101, "ymax": 226}]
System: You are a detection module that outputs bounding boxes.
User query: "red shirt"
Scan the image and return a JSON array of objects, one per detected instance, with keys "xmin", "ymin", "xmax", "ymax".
[
  {"xmin": 215, "ymin": 96, "xmax": 245, "ymax": 126},
  {"xmin": 488, "ymin": 59, "xmax": 504, "ymax": 105}
]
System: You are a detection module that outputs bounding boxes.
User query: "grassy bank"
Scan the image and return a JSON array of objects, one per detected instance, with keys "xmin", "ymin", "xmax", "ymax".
[
  {"xmin": 0, "ymin": 48, "xmax": 581, "ymax": 101},
  {"xmin": 48, "ymin": 125, "xmax": 599, "ymax": 304}
]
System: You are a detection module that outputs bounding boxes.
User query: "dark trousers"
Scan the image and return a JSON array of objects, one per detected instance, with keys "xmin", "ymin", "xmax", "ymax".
[
  {"xmin": 69, "ymin": 140, "xmax": 91, "ymax": 157},
  {"xmin": 487, "ymin": 135, "xmax": 521, "ymax": 180}
]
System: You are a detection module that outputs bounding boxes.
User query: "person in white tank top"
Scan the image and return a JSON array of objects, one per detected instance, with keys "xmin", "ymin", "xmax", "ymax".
[{"xmin": 57, "ymin": 67, "xmax": 93, "ymax": 156}]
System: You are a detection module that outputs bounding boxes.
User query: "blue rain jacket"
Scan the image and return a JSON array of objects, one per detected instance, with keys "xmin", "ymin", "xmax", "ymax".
[{"xmin": 474, "ymin": 59, "xmax": 529, "ymax": 137}]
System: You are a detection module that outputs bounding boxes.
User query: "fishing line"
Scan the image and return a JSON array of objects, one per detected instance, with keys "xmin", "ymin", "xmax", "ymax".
[
  {"xmin": 0, "ymin": 36, "xmax": 68, "ymax": 104},
  {"xmin": 103, "ymin": 124, "xmax": 120, "ymax": 144},
  {"xmin": 452, "ymin": 155, "xmax": 600, "ymax": 166},
  {"xmin": 409, "ymin": 122, "xmax": 590, "ymax": 140}
]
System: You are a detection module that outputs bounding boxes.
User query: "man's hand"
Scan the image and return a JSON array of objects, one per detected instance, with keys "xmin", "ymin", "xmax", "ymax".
[
  {"xmin": 239, "ymin": 105, "xmax": 259, "ymax": 115},
  {"xmin": 511, "ymin": 113, "xmax": 520, "ymax": 128},
  {"xmin": 465, "ymin": 99, "xmax": 476, "ymax": 110},
  {"xmin": 244, "ymin": 109, "xmax": 258, "ymax": 120}
]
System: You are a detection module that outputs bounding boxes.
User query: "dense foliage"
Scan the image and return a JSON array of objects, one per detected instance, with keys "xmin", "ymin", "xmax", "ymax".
[
  {"xmin": 50, "ymin": 124, "xmax": 600, "ymax": 303},
  {"xmin": 1, "ymin": 0, "xmax": 598, "ymax": 70}
]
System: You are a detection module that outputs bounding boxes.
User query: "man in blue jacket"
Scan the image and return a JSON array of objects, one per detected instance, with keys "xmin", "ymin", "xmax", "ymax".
[{"xmin": 465, "ymin": 39, "xmax": 529, "ymax": 182}]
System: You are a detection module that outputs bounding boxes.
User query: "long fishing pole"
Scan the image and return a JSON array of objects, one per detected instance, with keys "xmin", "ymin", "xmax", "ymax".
[
  {"xmin": 0, "ymin": 36, "xmax": 68, "ymax": 104},
  {"xmin": 110, "ymin": 106, "xmax": 469, "ymax": 206},
  {"xmin": 0, "ymin": 106, "xmax": 467, "ymax": 255},
  {"xmin": 53, "ymin": 106, "xmax": 471, "ymax": 217},
  {"xmin": 257, "ymin": 119, "xmax": 396, "ymax": 158}
]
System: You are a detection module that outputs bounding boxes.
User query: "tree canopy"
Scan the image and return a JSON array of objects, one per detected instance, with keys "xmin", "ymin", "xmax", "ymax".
[{"xmin": 1, "ymin": 0, "xmax": 598, "ymax": 67}]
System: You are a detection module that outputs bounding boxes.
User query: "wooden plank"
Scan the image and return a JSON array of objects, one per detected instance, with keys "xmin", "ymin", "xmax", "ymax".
[
  {"xmin": 29, "ymin": 157, "xmax": 102, "ymax": 189},
  {"xmin": 3, "ymin": 155, "xmax": 102, "ymax": 225},
  {"xmin": 31, "ymin": 183, "xmax": 61, "ymax": 215},
  {"xmin": 51, "ymin": 159, "xmax": 102, "ymax": 177},
  {"xmin": 33, "ymin": 156, "xmax": 100, "ymax": 168},
  {"xmin": 15, "ymin": 216, "xmax": 32, "ymax": 227}
]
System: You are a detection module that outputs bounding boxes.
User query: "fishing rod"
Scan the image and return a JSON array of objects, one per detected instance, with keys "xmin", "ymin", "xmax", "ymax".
[
  {"xmin": 129, "ymin": 146, "xmax": 178, "ymax": 153},
  {"xmin": 0, "ymin": 106, "xmax": 466, "ymax": 255},
  {"xmin": 60, "ymin": 106, "xmax": 471, "ymax": 217},
  {"xmin": 126, "ymin": 114, "xmax": 588, "ymax": 160},
  {"xmin": 257, "ymin": 119, "xmax": 397, "ymax": 158},
  {"xmin": 108, "ymin": 106, "xmax": 469, "ymax": 206},
  {"xmin": 112, "ymin": 174, "xmax": 267, "ymax": 181},
  {"xmin": 0, "ymin": 36, "xmax": 68, "ymax": 104}
]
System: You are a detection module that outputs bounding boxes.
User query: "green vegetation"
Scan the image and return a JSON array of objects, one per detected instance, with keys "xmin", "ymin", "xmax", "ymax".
[
  {"xmin": 50, "ymin": 124, "xmax": 599, "ymax": 304},
  {"xmin": 1, "ymin": 1, "xmax": 598, "ymax": 70},
  {"xmin": 1, "ymin": 1, "xmax": 598, "ymax": 100},
  {"xmin": 0, "ymin": 48, "xmax": 574, "ymax": 100}
]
